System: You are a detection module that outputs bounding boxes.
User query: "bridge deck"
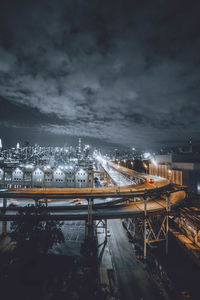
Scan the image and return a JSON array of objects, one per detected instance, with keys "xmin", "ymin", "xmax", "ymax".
[
  {"xmin": 0, "ymin": 190, "xmax": 186, "ymax": 221},
  {"xmin": 0, "ymin": 165, "xmax": 187, "ymax": 220}
]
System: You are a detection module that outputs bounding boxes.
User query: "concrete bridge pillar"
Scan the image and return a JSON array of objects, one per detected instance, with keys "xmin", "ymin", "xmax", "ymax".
[
  {"xmin": 34, "ymin": 198, "xmax": 40, "ymax": 208},
  {"xmin": 143, "ymin": 197, "xmax": 147, "ymax": 260},
  {"xmin": 2, "ymin": 198, "xmax": 7, "ymax": 235},
  {"xmin": 166, "ymin": 194, "xmax": 170, "ymax": 255},
  {"xmin": 81, "ymin": 198, "xmax": 96, "ymax": 258},
  {"xmin": 194, "ymin": 224, "xmax": 198, "ymax": 245},
  {"xmin": 178, "ymin": 217, "xmax": 183, "ymax": 229},
  {"xmin": 3, "ymin": 198, "xmax": 7, "ymax": 208},
  {"xmin": 87, "ymin": 198, "xmax": 94, "ymax": 238}
]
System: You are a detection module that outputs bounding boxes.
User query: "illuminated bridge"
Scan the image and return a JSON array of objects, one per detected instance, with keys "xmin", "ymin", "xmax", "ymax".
[{"xmin": 0, "ymin": 162, "xmax": 188, "ymax": 258}]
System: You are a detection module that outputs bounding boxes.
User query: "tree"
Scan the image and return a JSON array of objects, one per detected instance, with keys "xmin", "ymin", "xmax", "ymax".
[{"xmin": 10, "ymin": 205, "xmax": 64, "ymax": 257}]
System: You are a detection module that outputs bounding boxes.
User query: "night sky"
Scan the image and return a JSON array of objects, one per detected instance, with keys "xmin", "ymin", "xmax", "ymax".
[{"xmin": 0, "ymin": 0, "xmax": 200, "ymax": 150}]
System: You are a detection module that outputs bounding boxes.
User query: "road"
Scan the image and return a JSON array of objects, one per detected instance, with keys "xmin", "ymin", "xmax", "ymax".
[
  {"xmin": 0, "ymin": 165, "xmax": 172, "ymax": 200},
  {"xmin": 0, "ymin": 190, "xmax": 186, "ymax": 221},
  {"xmin": 108, "ymin": 219, "xmax": 162, "ymax": 300}
]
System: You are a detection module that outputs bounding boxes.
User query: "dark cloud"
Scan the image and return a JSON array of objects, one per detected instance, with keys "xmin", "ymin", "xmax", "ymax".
[{"xmin": 0, "ymin": 0, "xmax": 200, "ymax": 149}]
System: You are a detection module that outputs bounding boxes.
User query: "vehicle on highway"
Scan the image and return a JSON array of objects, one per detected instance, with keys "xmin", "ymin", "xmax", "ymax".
[
  {"xmin": 40, "ymin": 199, "xmax": 52, "ymax": 203},
  {"xmin": 70, "ymin": 199, "xmax": 83, "ymax": 204},
  {"xmin": 8, "ymin": 201, "xmax": 20, "ymax": 207},
  {"xmin": 148, "ymin": 178, "xmax": 154, "ymax": 184},
  {"xmin": 107, "ymin": 230, "xmax": 111, "ymax": 237}
]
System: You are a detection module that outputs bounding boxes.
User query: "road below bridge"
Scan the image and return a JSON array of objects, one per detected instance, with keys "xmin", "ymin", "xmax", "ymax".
[{"xmin": 107, "ymin": 219, "xmax": 163, "ymax": 300}]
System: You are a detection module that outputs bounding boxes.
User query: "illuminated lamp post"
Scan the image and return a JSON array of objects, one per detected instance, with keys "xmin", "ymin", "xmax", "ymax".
[
  {"xmin": 124, "ymin": 159, "xmax": 127, "ymax": 168},
  {"xmin": 168, "ymin": 169, "xmax": 172, "ymax": 183},
  {"xmin": 143, "ymin": 163, "xmax": 148, "ymax": 174}
]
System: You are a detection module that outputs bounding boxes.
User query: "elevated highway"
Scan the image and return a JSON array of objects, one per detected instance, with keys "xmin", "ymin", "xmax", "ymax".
[
  {"xmin": 0, "ymin": 160, "xmax": 187, "ymax": 220},
  {"xmin": 0, "ymin": 161, "xmax": 188, "ymax": 258},
  {"xmin": 0, "ymin": 190, "xmax": 186, "ymax": 221},
  {"xmin": 0, "ymin": 165, "xmax": 185, "ymax": 201}
]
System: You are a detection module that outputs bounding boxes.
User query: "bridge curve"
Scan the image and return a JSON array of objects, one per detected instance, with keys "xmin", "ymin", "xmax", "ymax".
[{"xmin": 0, "ymin": 164, "xmax": 187, "ymax": 219}]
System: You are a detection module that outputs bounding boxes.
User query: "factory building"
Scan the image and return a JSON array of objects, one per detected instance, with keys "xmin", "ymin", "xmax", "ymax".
[
  {"xmin": 0, "ymin": 164, "xmax": 93, "ymax": 188},
  {"xmin": 149, "ymin": 153, "xmax": 200, "ymax": 194}
]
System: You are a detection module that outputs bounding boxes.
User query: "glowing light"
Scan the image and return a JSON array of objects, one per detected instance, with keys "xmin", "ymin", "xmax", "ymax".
[
  {"xmin": 151, "ymin": 158, "xmax": 157, "ymax": 166},
  {"xmin": 143, "ymin": 152, "xmax": 151, "ymax": 159},
  {"xmin": 25, "ymin": 164, "xmax": 34, "ymax": 169}
]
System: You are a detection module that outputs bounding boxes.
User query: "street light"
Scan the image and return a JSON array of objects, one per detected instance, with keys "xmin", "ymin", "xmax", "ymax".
[
  {"xmin": 168, "ymin": 169, "xmax": 172, "ymax": 183},
  {"xmin": 143, "ymin": 163, "xmax": 148, "ymax": 174},
  {"xmin": 124, "ymin": 159, "xmax": 126, "ymax": 167}
]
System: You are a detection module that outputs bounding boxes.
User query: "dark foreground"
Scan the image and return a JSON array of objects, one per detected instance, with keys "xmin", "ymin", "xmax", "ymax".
[{"xmin": 0, "ymin": 218, "xmax": 200, "ymax": 300}]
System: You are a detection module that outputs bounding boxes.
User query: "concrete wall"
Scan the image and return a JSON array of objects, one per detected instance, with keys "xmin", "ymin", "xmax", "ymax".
[
  {"xmin": 149, "ymin": 164, "xmax": 182, "ymax": 185},
  {"xmin": 149, "ymin": 163, "xmax": 200, "ymax": 194}
]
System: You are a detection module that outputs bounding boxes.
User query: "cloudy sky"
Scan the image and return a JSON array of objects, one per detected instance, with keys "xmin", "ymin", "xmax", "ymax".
[{"xmin": 0, "ymin": 0, "xmax": 200, "ymax": 150}]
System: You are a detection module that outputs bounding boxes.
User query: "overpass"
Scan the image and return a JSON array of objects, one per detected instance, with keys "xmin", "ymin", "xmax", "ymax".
[
  {"xmin": 0, "ymin": 190, "xmax": 186, "ymax": 221},
  {"xmin": 0, "ymin": 161, "xmax": 187, "ymax": 258},
  {"xmin": 0, "ymin": 161, "xmax": 187, "ymax": 225}
]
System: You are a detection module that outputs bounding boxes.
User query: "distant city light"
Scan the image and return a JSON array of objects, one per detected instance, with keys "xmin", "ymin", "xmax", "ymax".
[
  {"xmin": 151, "ymin": 158, "xmax": 157, "ymax": 166},
  {"xmin": 25, "ymin": 164, "xmax": 34, "ymax": 169},
  {"xmin": 143, "ymin": 152, "xmax": 151, "ymax": 160}
]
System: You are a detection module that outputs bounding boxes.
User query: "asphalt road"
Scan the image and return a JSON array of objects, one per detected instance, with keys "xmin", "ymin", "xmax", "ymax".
[{"xmin": 108, "ymin": 219, "xmax": 161, "ymax": 300}]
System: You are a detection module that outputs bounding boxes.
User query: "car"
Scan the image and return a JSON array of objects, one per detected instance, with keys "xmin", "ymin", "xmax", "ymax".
[
  {"xmin": 9, "ymin": 201, "xmax": 19, "ymax": 207},
  {"xmin": 40, "ymin": 199, "xmax": 52, "ymax": 203},
  {"xmin": 107, "ymin": 230, "xmax": 111, "ymax": 237},
  {"xmin": 71, "ymin": 199, "xmax": 83, "ymax": 204},
  {"xmin": 148, "ymin": 178, "xmax": 154, "ymax": 184}
]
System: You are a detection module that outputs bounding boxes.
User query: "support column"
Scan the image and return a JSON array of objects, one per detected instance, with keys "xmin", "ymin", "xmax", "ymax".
[
  {"xmin": 144, "ymin": 197, "xmax": 147, "ymax": 260},
  {"xmin": 166, "ymin": 194, "xmax": 170, "ymax": 255},
  {"xmin": 194, "ymin": 224, "xmax": 198, "ymax": 245},
  {"xmin": 87, "ymin": 198, "xmax": 93, "ymax": 238},
  {"xmin": 3, "ymin": 169, "xmax": 5, "ymax": 188},
  {"xmin": 3, "ymin": 198, "xmax": 7, "ymax": 208},
  {"xmin": 178, "ymin": 216, "xmax": 182, "ymax": 229},
  {"xmin": 2, "ymin": 198, "xmax": 7, "ymax": 235},
  {"xmin": 34, "ymin": 198, "xmax": 39, "ymax": 208},
  {"xmin": 105, "ymin": 219, "xmax": 107, "ymax": 243}
]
